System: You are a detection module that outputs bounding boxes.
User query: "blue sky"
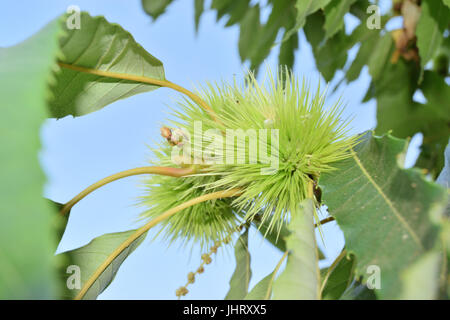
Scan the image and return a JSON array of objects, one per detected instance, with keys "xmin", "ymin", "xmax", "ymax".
[{"xmin": 1, "ymin": 0, "xmax": 421, "ymax": 299}]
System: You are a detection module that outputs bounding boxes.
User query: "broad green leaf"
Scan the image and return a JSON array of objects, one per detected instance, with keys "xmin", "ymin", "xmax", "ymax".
[
  {"xmin": 324, "ymin": 0, "xmax": 358, "ymax": 39},
  {"xmin": 374, "ymin": 59, "xmax": 422, "ymax": 138},
  {"xmin": 48, "ymin": 200, "xmax": 84, "ymax": 299},
  {"xmin": 141, "ymin": 0, "xmax": 175, "ymax": 20},
  {"xmin": 252, "ymin": 217, "xmax": 326, "ymax": 259},
  {"xmin": 194, "ymin": 0, "xmax": 204, "ymax": 32},
  {"xmin": 225, "ymin": 228, "xmax": 252, "ymax": 300},
  {"xmin": 416, "ymin": 0, "xmax": 450, "ymax": 80},
  {"xmin": 437, "ymin": 139, "xmax": 450, "ymax": 188},
  {"xmin": 372, "ymin": 60, "xmax": 450, "ymax": 178},
  {"xmin": 211, "ymin": 0, "xmax": 250, "ymax": 27},
  {"xmin": 420, "ymin": 70, "xmax": 450, "ymax": 121},
  {"xmin": 278, "ymin": 29, "xmax": 299, "ymax": 71},
  {"xmin": 304, "ymin": 11, "xmax": 350, "ymax": 82},
  {"xmin": 415, "ymin": 71, "xmax": 450, "ymax": 175},
  {"xmin": 244, "ymin": 251, "xmax": 288, "ymax": 300},
  {"xmin": 398, "ymin": 250, "xmax": 442, "ymax": 299},
  {"xmin": 58, "ymin": 229, "xmax": 147, "ymax": 299},
  {"xmin": 49, "ymin": 11, "xmax": 165, "ymax": 118},
  {"xmin": 282, "ymin": 0, "xmax": 332, "ymax": 43},
  {"xmin": 247, "ymin": 0, "xmax": 293, "ymax": 71},
  {"xmin": 320, "ymin": 131, "xmax": 448, "ymax": 298},
  {"xmin": 244, "ymin": 272, "xmax": 275, "ymax": 300},
  {"xmin": 340, "ymin": 281, "xmax": 377, "ymax": 300},
  {"xmin": 211, "ymin": 0, "xmax": 234, "ymax": 21},
  {"xmin": 346, "ymin": 29, "xmax": 380, "ymax": 82},
  {"xmin": 321, "ymin": 251, "xmax": 356, "ymax": 300},
  {"xmin": 367, "ymin": 32, "xmax": 394, "ymax": 82},
  {"xmin": 349, "ymin": 0, "xmax": 371, "ymax": 20},
  {"xmin": 436, "ymin": 139, "xmax": 450, "ymax": 218},
  {"xmin": 238, "ymin": 5, "xmax": 261, "ymax": 62},
  {"xmin": 224, "ymin": 0, "xmax": 250, "ymax": 27},
  {"xmin": 442, "ymin": 220, "xmax": 450, "ymax": 298},
  {"xmin": 0, "ymin": 18, "xmax": 61, "ymax": 299},
  {"xmin": 272, "ymin": 199, "xmax": 320, "ymax": 300},
  {"xmin": 315, "ymin": 30, "xmax": 350, "ymax": 82},
  {"xmin": 445, "ymin": 0, "xmax": 450, "ymax": 9},
  {"xmin": 373, "ymin": 63, "xmax": 449, "ymax": 176},
  {"xmin": 303, "ymin": 11, "xmax": 325, "ymax": 48}
]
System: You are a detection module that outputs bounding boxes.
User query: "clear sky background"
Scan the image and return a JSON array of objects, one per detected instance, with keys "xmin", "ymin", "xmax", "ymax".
[{"xmin": 1, "ymin": 0, "xmax": 421, "ymax": 299}]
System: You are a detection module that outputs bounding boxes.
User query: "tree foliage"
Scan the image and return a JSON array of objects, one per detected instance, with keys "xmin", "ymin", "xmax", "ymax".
[
  {"xmin": 0, "ymin": 2, "xmax": 449, "ymax": 300},
  {"xmin": 143, "ymin": 0, "xmax": 450, "ymax": 177}
]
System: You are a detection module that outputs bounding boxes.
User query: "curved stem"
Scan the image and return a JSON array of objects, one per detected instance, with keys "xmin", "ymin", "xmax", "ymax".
[
  {"xmin": 319, "ymin": 249, "xmax": 347, "ymax": 295},
  {"xmin": 264, "ymin": 250, "xmax": 289, "ymax": 300},
  {"xmin": 315, "ymin": 216, "xmax": 335, "ymax": 228},
  {"xmin": 60, "ymin": 166, "xmax": 196, "ymax": 215},
  {"xmin": 75, "ymin": 188, "xmax": 243, "ymax": 300},
  {"xmin": 57, "ymin": 62, "xmax": 219, "ymax": 122}
]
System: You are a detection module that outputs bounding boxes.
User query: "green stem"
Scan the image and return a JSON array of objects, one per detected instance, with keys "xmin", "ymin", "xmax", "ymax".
[
  {"xmin": 60, "ymin": 166, "xmax": 196, "ymax": 215},
  {"xmin": 75, "ymin": 188, "xmax": 243, "ymax": 300},
  {"xmin": 264, "ymin": 251, "xmax": 289, "ymax": 300},
  {"xmin": 320, "ymin": 249, "xmax": 347, "ymax": 295},
  {"xmin": 57, "ymin": 62, "xmax": 219, "ymax": 122}
]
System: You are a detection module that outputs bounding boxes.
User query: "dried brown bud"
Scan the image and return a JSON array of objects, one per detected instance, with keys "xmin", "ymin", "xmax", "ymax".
[
  {"xmin": 176, "ymin": 286, "xmax": 189, "ymax": 297},
  {"xmin": 187, "ymin": 272, "xmax": 195, "ymax": 284},
  {"xmin": 160, "ymin": 126, "xmax": 172, "ymax": 140},
  {"xmin": 201, "ymin": 253, "xmax": 210, "ymax": 261},
  {"xmin": 197, "ymin": 266, "xmax": 204, "ymax": 274}
]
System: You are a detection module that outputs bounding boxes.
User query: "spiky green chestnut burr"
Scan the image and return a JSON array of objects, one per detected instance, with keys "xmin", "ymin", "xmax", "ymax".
[{"xmin": 140, "ymin": 68, "xmax": 357, "ymax": 243}]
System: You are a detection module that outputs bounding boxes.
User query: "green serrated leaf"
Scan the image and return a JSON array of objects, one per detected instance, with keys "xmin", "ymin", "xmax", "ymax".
[
  {"xmin": 315, "ymin": 29, "xmax": 350, "ymax": 82},
  {"xmin": 398, "ymin": 250, "xmax": 442, "ymax": 299},
  {"xmin": 374, "ymin": 59, "xmax": 422, "ymax": 138},
  {"xmin": 278, "ymin": 29, "xmax": 298, "ymax": 70},
  {"xmin": 272, "ymin": 199, "xmax": 320, "ymax": 300},
  {"xmin": 282, "ymin": 0, "xmax": 332, "ymax": 43},
  {"xmin": 372, "ymin": 61, "xmax": 449, "ymax": 176},
  {"xmin": 321, "ymin": 251, "xmax": 356, "ymax": 299},
  {"xmin": 0, "ymin": 18, "xmax": 61, "ymax": 299},
  {"xmin": 367, "ymin": 32, "xmax": 394, "ymax": 82},
  {"xmin": 211, "ymin": 0, "xmax": 234, "ymax": 21},
  {"xmin": 225, "ymin": 228, "xmax": 252, "ymax": 300},
  {"xmin": 304, "ymin": 11, "xmax": 350, "ymax": 82},
  {"xmin": 49, "ymin": 11, "xmax": 165, "ymax": 118},
  {"xmin": 320, "ymin": 131, "xmax": 448, "ymax": 298},
  {"xmin": 252, "ymin": 217, "xmax": 325, "ymax": 260},
  {"xmin": 244, "ymin": 272, "xmax": 275, "ymax": 300},
  {"xmin": 349, "ymin": 0, "xmax": 371, "ymax": 20},
  {"xmin": 324, "ymin": 0, "xmax": 358, "ymax": 39},
  {"xmin": 416, "ymin": 0, "xmax": 450, "ymax": 80},
  {"xmin": 141, "ymin": 0, "xmax": 174, "ymax": 20},
  {"xmin": 244, "ymin": 250, "xmax": 288, "ymax": 300},
  {"xmin": 346, "ymin": 29, "xmax": 380, "ymax": 82},
  {"xmin": 58, "ymin": 229, "xmax": 147, "ymax": 300},
  {"xmin": 340, "ymin": 281, "xmax": 377, "ymax": 300},
  {"xmin": 437, "ymin": 139, "xmax": 450, "ymax": 188},
  {"xmin": 420, "ymin": 70, "xmax": 450, "ymax": 120},
  {"xmin": 224, "ymin": 0, "xmax": 250, "ymax": 27},
  {"xmin": 247, "ymin": 0, "xmax": 292, "ymax": 71},
  {"xmin": 436, "ymin": 139, "xmax": 450, "ymax": 218},
  {"xmin": 238, "ymin": 5, "xmax": 261, "ymax": 62},
  {"xmin": 441, "ymin": 219, "xmax": 450, "ymax": 298},
  {"xmin": 194, "ymin": 0, "xmax": 204, "ymax": 32}
]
